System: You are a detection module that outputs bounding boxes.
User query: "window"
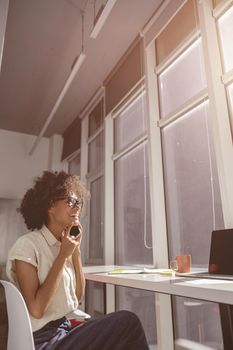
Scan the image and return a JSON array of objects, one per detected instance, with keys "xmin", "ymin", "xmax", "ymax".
[
  {"xmin": 85, "ymin": 281, "xmax": 105, "ymax": 318},
  {"xmin": 162, "ymin": 101, "xmax": 224, "ymax": 264},
  {"xmin": 114, "ymin": 93, "xmax": 147, "ymax": 152},
  {"xmin": 85, "ymin": 97, "xmax": 105, "ymax": 317},
  {"xmin": 114, "ymin": 92, "xmax": 152, "ymax": 266},
  {"xmin": 116, "ymin": 287, "xmax": 157, "ymax": 348},
  {"xmin": 88, "ymin": 99, "xmax": 104, "ymax": 137},
  {"xmin": 157, "ymin": 30, "xmax": 224, "ymax": 347},
  {"xmin": 113, "ymin": 90, "xmax": 156, "ymax": 349},
  {"xmin": 229, "ymin": 83, "xmax": 233, "ymax": 114},
  {"xmin": 68, "ymin": 151, "xmax": 80, "ymax": 176},
  {"xmin": 88, "ymin": 131, "xmax": 104, "ymax": 174},
  {"xmin": 217, "ymin": 5, "xmax": 233, "ymax": 72},
  {"xmin": 88, "ymin": 177, "xmax": 104, "ymax": 260},
  {"xmin": 173, "ymin": 297, "xmax": 223, "ymax": 348},
  {"xmin": 115, "ymin": 142, "xmax": 152, "ymax": 265},
  {"xmin": 87, "ymin": 98, "xmax": 105, "ymax": 264},
  {"xmin": 159, "ymin": 38, "xmax": 206, "ymax": 118},
  {"xmin": 217, "ymin": 4, "xmax": 233, "ymax": 130}
]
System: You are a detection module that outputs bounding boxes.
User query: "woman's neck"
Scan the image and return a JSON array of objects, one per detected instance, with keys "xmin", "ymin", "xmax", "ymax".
[{"xmin": 46, "ymin": 222, "xmax": 64, "ymax": 241}]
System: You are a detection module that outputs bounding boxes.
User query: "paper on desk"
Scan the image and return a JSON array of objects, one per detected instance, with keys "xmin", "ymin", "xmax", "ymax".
[
  {"xmin": 180, "ymin": 279, "xmax": 233, "ymax": 285},
  {"xmin": 144, "ymin": 268, "xmax": 174, "ymax": 275},
  {"xmin": 108, "ymin": 269, "xmax": 143, "ymax": 274},
  {"xmin": 108, "ymin": 268, "xmax": 173, "ymax": 275}
]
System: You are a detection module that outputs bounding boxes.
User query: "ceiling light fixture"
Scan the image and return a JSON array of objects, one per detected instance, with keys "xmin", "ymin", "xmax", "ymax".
[
  {"xmin": 90, "ymin": 0, "xmax": 117, "ymax": 39},
  {"xmin": 0, "ymin": 0, "xmax": 10, "ymax": 74},
  {"xmin": 29, "ymin": 10, "xmax": 86, "ymax": 155}
]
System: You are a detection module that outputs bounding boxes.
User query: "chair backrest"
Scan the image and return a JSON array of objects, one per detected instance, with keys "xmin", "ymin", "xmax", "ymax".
[
  {"xmin": 0, "ymin": 280, "xmax": 35, "ymax": 350},
  {"xmin": 0, "ymin": 282, "xmax": 8, "ymax": 349}
]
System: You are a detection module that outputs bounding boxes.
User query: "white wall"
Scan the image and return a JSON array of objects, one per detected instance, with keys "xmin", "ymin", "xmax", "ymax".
[
  {"xmin": 0, "ymin": 198, "xmax": 26, "ymax": 267},
  {"xmin": 48, "ymin": 134, "xmax": 68, "ymax": 173},
  {"xmin": 0, "ymin": 129, "xmax": 50, "ymax": 199},
  {"xmin": 0, "ymin": 129, "xmax": 69, "ymax": 273}
]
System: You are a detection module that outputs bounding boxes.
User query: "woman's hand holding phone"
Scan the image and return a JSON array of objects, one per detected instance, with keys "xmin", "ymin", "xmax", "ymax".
[
  {"xmin": 70, "ymin": 226, "xmax": 80, "ymax": 237},
  {"xmin": 69, "ymin": 224, "xmax": 82, "ymax": 256}
]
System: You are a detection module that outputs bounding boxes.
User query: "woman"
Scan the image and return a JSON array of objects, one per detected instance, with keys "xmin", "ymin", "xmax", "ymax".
[{"xmin": 7, "ymin": 170, "xmax": 149, "ymax": 350}]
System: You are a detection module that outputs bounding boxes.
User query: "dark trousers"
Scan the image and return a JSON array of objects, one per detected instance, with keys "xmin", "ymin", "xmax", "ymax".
[{"xmin": 33, "ymin": 310, "xmax": 149, "ymax": 350}]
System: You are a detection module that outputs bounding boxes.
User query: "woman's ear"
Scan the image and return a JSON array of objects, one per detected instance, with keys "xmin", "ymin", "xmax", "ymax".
[{"xmin": 48, "ymin": 200, "xmax": 55, "ymax": 213}]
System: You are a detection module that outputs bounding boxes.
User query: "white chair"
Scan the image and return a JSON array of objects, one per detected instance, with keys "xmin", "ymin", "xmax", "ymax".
[{"xmin": 0, "ymin": 280, "xmax": 35, "ymax": 350}]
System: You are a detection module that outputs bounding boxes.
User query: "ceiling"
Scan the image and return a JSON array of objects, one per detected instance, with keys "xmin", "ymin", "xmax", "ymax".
[{"xmin": 0, "ymin": 0, "xmax": 163, "ymax": 137}]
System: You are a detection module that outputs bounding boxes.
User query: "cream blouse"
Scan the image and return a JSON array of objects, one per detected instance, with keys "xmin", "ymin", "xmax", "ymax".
[{"xmin": 6, "ymin": 225, "xmax": 79, "ymax": 332}]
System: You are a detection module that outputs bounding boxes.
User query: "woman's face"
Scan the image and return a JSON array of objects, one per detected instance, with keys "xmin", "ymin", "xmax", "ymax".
[{"xmin": 48, "ymin": 192, "xmax": 83, "ymax": 229}]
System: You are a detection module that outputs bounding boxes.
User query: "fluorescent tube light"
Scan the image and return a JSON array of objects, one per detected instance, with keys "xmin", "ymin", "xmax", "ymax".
[
  {"xmin": 90, "ymin": 0, "xmax": 117, "ymax": 39},
  {"xmin": 0, "ymin": 0, "xmax": 9, "ymax": 74},
  {"xmin": 29, "ymin": 52, "xmax": 86, "ymax": 155}
]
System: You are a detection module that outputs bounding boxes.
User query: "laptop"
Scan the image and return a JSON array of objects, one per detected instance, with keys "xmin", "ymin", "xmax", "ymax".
[{"xmin": 177, "ymin": 228, "xmax": 233, "ymax": 280}]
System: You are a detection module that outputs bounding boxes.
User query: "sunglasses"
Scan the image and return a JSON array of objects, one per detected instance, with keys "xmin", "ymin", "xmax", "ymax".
[{"xmin": 57, "ymin": 196, "xmax": 83, "ymax": 209}]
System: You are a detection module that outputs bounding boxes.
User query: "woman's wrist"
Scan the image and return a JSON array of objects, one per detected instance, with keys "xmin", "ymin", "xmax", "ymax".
[
  {"xmin": 72, "ymin": 248, "xmax": 83, "ymax": 269},
  {"xmin": 56, "ymin": 252, "xmax": 68, "ymax": 264},
  {"xmin": 73, "ymin": 245, "xmax": 81, "ymax": 257}
]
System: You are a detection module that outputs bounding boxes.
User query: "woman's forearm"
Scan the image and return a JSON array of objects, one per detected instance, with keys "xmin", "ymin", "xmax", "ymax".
[
  {"xmin": 16, "ymin": 254, "xmax": 66, "ymax": 319},
  {"xmin": 34, "ymin": 254, "xmax": 67, "ymax": 317},
  {"xmin": 72, "ymin": 249, "xmax": 85, "ymax": 300}
]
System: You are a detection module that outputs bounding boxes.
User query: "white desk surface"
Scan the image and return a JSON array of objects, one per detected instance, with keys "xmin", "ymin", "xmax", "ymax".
[{"xmin": 83, "ymin": 265, "xmax": 233, "ymax": 305}]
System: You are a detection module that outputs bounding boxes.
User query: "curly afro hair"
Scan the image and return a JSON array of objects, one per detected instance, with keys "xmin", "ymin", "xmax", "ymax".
[{"xmin": 19, "ymin": 171, "xmax": 90, "ymax": 230}]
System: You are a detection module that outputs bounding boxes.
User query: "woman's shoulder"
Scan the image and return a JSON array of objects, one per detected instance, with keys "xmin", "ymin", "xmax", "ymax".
[
  {"xmin": 24, "ymin": 229, "xmax": 42, "ymax": 238},
  {"xmin": 11, "ymin": 229, "xmax": 43, "ymax": 249},
  {"xmin": 6, "ymin": 230, "xmax": 43, "ymax": 282}
]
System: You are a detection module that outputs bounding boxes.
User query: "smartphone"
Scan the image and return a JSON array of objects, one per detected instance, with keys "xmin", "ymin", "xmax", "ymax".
[{"xmin": 70, "ymin": 226, "xmax": 80, "ymax": 237}]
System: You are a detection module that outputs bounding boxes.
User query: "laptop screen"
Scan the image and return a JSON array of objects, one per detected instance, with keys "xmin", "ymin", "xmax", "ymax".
[{"xmin": 209, "ymin": 228, "xmax": 233, "ymax": 275}]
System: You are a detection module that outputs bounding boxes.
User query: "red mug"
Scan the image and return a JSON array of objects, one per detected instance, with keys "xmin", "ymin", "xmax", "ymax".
[{"xmin": 170, "ymin": 255, "xmax": 191, "ymax": 273}]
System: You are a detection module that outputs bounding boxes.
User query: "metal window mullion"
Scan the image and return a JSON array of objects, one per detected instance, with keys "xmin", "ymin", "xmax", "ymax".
[
  {"xmin": 155, "ymin": 29, "xmax": 201, "ymax": 75},
  {"xmin": 112, "ymin": 85, "xmax": 146, "ymax": 120},
  {"xmin": 144, "ymin": 35, "xmax": 174, "ymax": 350},
  {"xmin": 80, "ymin": 115, "xmax": 89, "ymax": 265},
  {"xmin": 112, "ymin": 133, "xmax": 147, "ymax": 162},
  {"xmin": 198, "ymin": 0, "xmax": 233, "ymax": 227},
  {"xmin": 110, "ymin": 77, "xmax": 145, "ymax": 118},
  {"xmin": 104, "ymin": 113, "xmax": 115, "ymax": 312},
  {"xmin": 65, "ymin": 148, "xmax": 81, "ymax": 163},
  {"xmin": 158, "ymin": 88, "xmax": 209, "ymax": 128},
  {"xmin": 87, "ymin": 125, "xmax": 104, "ymax": 144},
  {"xmin": 212, "ymin": 0, "xmax": 233, "ymax": 19},
  {"xmin": 86, "ymin": 170, "xmax": 104, "ymax": 183},
  {"xmin": 222, "ymin": 69, "xmax": 233, "ymax": 86}
]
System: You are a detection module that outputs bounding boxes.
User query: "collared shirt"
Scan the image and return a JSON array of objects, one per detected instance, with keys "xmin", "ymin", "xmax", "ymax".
[{"xmin": 6, "ymin": 225, "xmax": 79, "ymax": 332}]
